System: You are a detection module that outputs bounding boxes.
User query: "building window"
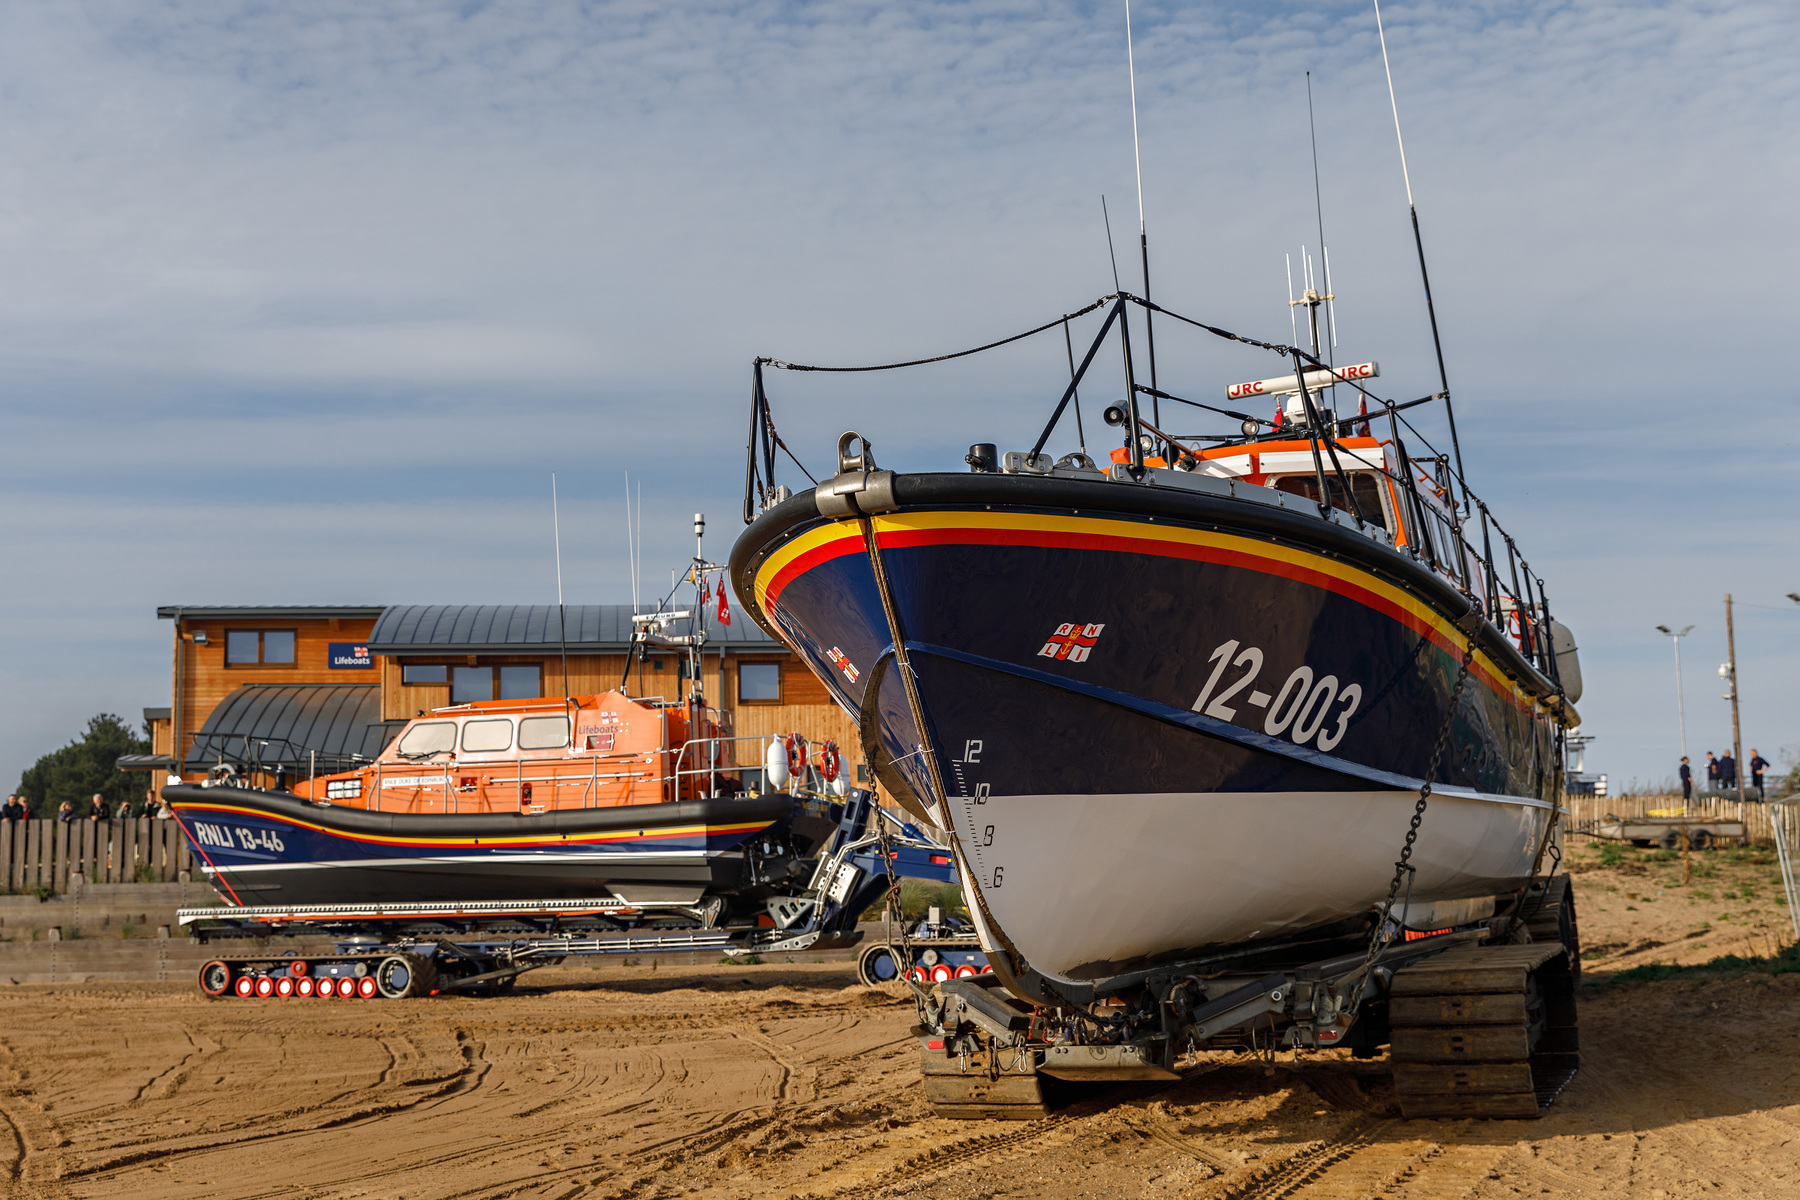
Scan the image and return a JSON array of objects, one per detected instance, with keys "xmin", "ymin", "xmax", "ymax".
[
  {"xmin": 225, "ymin": 629, "xmax": 297, "ymax": 666},
  {"xmin": 451, "ymin": 664, "xmax": 544, "ymax": 703},
  {"xmin": 500, "ymin": 665, "xmax": 542, "ymax": 700},
  {"xmin": 739, "ymin": 662, "xmax": 781, "ymax": 702},
  {"xmin": 453, "ymin": 666, "xmax": 492, "ymax": 704},
  {"xmin": 402, "ymin": 664, "xmax": 448, "ymax": 685}
]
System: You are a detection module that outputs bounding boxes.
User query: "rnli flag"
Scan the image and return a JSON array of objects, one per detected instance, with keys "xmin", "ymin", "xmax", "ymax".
[{"xmin": 717, "ymin": 581, "xmax": 732, "ymax": 626}]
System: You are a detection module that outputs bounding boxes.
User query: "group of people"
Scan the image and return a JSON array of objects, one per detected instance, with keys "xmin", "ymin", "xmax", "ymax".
[
  {"xmin": 3, "ymin": 791, "xmax": 173, "ymax": 822},
  {"xmin": 1677, "ymin": 749, "xmax": 1771, "ymax": 800}
]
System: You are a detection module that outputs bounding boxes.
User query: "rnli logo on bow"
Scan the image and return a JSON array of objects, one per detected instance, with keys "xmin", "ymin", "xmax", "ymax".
[
  {"xmin": 1038, "ymin": 623, "xmax": 1105, "ymax": 663},
  {"xmin": 826, "ymin": 647, "xmax": 859, "ymax": 682}
]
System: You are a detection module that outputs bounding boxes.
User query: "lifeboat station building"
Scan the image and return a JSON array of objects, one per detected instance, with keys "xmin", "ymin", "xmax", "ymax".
[{"xmin": 129, "ymin": 604, "xmax": 858, "ymax": 786}]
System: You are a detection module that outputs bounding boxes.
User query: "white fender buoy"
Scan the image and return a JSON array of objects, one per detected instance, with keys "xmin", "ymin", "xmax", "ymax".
[
  {"xmin": 764, "ymin": 737, "xmax": 790, "ymax": 790},
  {"xmin": 830, "ymin": 752, "xmax": 850, "ymax": 797}
]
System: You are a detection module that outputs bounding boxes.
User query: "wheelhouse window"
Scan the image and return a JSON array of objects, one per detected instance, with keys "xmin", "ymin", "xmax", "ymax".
[
  {"xmin": 1270, "ymin": 473, "xmax": 1389, "ymax": 531},
  {"xmin": 225, "ymin": 629, "xmax": 297, "ymax": 666},
  {"xmin": 402, "ymin": 664, "xmax": 448, "ymax": 685},
  {"xmin": 519, "ymin": 715, "xmax": 570, "ymax": 751},
  {"xmin": 739, "ymin": 662, "xmax": 781, "ymax": 703},
  {"xmin": 397, "ymin": 722, "xmax": 456, "ymax": 757},
  {"xmin": 461, "ymin": 719, "xmax": 513, "ymax": 753}
]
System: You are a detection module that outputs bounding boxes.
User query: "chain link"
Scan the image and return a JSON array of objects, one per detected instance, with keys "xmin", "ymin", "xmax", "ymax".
[{"xmin": 1360, "ymin": 639, "xmax": 1478, "ymax": 974}]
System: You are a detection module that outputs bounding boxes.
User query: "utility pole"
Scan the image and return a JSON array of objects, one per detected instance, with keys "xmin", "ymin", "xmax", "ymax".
[{"xmin": 1724, "ymin": 594, "xmax": 1745, "ymax": 804}]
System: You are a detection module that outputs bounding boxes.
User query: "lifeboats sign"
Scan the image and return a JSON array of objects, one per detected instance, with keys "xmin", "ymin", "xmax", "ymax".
[
  {"xmin": 1226, "ymin": 361, "xmax": 1378, "ymax": 400},
  {"xmin": 328, "ymin": 642, "xmax": 374, "ymax": 669}
]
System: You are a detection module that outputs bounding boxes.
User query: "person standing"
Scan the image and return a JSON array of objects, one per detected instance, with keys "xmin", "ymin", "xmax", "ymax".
[
  {"xmin": 56, "ymin": 801, "xmax": 76, "ymax": 823},
  {"xmin": 1678, "ymin": 756, "xmax": 1692, "ymax": 801},
  {"xmin": 1749, "ymin": 749, "xmax": 1770, "ymax": 799},
  {"xmin": 1705, "ymin": 752, "xmax": 1719, "ymax": 795},
  {"xmin": 88, "ymin": 794, "xmax": 109, "ymax": 822},
  {"xmin": 1718, "ymin": 751, "xmax": 1737, "ymax": 794}
]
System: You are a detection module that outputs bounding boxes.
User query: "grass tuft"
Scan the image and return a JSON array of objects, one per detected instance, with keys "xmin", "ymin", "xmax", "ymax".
[{"xmin": 1589, "ymin": 942, "xmax": 1800, "ymax": 987}]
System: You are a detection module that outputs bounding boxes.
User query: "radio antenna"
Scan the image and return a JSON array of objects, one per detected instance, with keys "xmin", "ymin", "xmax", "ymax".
[
  {"xmin": 552, "ymin": 473, "xmax": 569, "ymax": 698},
  {"xmin": 1124, "ymin": 0, "xmax": 1159, "ymax": 431},
  {"xmin": 1101, "ymin": 196, "xmax": 1122, "ymax": 291},
  {"xmin": 1305, "ymin": 72, "xmax": 1336, "ymax": 367},
  {"xmin": 1285, "ymin": 253, "xmax": 1298, "ymax": 347},
  {"xmin": 1373, "ymin": 0, "xmax": 1467, "ymax": 509}
]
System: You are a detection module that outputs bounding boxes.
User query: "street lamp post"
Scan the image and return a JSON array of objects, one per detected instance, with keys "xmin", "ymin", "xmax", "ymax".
[{"xmin": 1655, "ymin": 623, "xmax": 1694, "ymax": 765}]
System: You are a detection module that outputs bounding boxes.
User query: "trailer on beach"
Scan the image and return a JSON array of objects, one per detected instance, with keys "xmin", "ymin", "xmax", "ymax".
[
  {"xmin": 181, "ymin": 788, "xmax": 963, "ymax": 998},
  {"xmin": 912, "ymin": 875, "xmax": 1581, "ymax": 1122},
  {"xmin": 1594, "ymin": 813, "xmax": 1748, "ymax": 849}
]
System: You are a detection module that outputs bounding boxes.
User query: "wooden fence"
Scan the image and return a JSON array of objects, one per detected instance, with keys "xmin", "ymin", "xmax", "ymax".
[
  {"xmin": 1563, "ymin": 793, "xmax": 1778, "ymax": 846},
  {"xmin": 0, "ymin": 819, "xmax": 194, "ymax": 893}
]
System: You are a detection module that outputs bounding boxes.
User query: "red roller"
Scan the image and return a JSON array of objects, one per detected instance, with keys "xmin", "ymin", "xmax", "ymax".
[
  {"xmin": 199, "ymin": 961, "xmax": 233, "ymax": 996},
  {"xmin": 954, "ymin": 965, "xmax": 978, "ymax": 979},
  {"xmin": 289, "ymin": 960, "xmax": 310, "ymax": 977},
  {"xmin": 275, "ymin": 976, "xmax": 295, "ymax": 998},
  {"xmin": 356, "ymin": 977, "xmax": 378, "ymax": 999},
  {"xmin": 254, "ymin": 976, "xmax": 275, "ymax": 998},
  {"xmin": 235, "ymin": 976, "xmax": 255, "ymax": 998},
  {"xmin": 297, "ymin": 977, "xmax": 316, "ymax": 997},
  {"xmin": 930, "ymin": 964, "xmax": 954, "ymax": 983}
]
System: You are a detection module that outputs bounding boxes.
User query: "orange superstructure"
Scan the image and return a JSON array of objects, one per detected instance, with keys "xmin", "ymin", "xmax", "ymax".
[{"xmin": 293, "ymin": 691, "xmax": 740, "ymax": 814}]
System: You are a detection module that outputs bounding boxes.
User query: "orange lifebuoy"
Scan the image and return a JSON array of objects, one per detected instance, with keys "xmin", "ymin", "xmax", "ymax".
[
  {"xmin": 819, "ymin": 740, "xmax": 840, "ymax": 784},
  {"xmin": 784, "ymin": 734, "xmax": 808, "ymax": 777}
]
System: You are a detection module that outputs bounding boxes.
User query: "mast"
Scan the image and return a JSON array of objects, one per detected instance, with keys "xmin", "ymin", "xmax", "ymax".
[
  {"xmin": 1124, "ymin": 0, "xmax": 1159, "ymax": 438},
  {"xmin": 1373, "ymin": 0, "xmax": 1469, "ymax": 512}
]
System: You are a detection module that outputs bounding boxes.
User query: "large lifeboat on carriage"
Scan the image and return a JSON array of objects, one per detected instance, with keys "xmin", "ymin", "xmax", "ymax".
[
  {"xmin": 730, "ymin": 292, "xmax": 1583, "ymax": 1001},
  {"xmin": 169, "ymin": 682, "xmax": 851, "ymax": 908}
]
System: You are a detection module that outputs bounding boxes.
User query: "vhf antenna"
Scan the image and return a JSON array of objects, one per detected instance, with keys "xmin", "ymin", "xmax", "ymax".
[
  {"xmin": 1305, "ymin": 72, "xmax": 1338, "ymax": 366},
  {"xmin": 1101, "ymin": 196, "xmax": 1122, "ymax": 291},
  {"xmin": 1124, "ymin": 0, "xmax": 1159, "ymax": 434},
  {"xmin": 1374, "ymin": 0, "xmax": 1468, "ymax": 510},
  {"xmin": 552, "ymin": 473, "xmax": 568, "ymax": 699}
]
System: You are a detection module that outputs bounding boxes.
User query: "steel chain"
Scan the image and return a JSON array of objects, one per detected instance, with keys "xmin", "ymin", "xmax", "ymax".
[{"xmin": 1361, "ymin": 638, "xmax": 1477, "ymax": 974}]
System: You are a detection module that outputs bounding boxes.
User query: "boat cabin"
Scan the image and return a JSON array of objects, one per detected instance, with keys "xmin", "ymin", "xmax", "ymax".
[{"xmin": 291, "ymin": 691, "xmax": 741, "ymax": 814}]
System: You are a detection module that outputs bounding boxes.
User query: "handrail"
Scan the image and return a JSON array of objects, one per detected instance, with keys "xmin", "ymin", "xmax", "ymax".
[{"xmin": 747, "ymin": 290, "xmax": 1566, "ymax": 702}]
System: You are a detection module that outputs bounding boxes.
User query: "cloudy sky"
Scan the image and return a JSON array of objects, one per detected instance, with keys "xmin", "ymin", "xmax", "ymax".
[{"xmin": 2, "ymin": 1, "xmax": 1795, "ymax": 791}]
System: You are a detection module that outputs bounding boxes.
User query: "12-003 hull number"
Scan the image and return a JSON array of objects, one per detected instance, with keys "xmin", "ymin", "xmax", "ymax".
[{"xmin": 1191, "ymin": 638, "xmax": 1362, "ymax": 752}]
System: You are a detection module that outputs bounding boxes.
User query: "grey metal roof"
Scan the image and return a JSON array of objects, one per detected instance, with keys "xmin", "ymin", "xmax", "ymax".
[
  {"xmin": 158, "ymin": 606, "xmax": 387, "ymax": 620},
  {"xmin": 367, "ymin": 605, "xmax": 782, "ymax": 654},
  {"xmin": 183, "ymin": 684, "xmax": 395, "ymax": 772},
  {"xmin": 144, "ymin": 707, "xmax": 171, "ymax": 722}
]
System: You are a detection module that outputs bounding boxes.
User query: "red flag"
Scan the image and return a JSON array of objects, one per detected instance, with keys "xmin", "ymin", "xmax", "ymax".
[{"xmin": 717, "ymin": 580, "xmax": 732, "ymax": 626}]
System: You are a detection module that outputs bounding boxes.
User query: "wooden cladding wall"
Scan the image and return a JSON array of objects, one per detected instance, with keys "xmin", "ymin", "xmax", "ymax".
[
  {"xmin": 175, "ymin": 616, "xmax": 378, "ymax": 768},
  {"xmin": 0, "ymin": 820, "xmax": 196, "ymax": 893},
  {"xmin": 732, "ymin": 703, "xmax": 861, "ymax": 769}
]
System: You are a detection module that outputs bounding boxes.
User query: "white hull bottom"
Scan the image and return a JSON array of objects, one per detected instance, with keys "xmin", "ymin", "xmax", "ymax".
[{"xmin": 947, "ymin": 789, "xmax": 1552, "ymax": 984}]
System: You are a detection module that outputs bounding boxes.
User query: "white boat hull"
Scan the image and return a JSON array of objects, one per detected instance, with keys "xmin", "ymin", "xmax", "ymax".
[{"xmin": 945, "ymin": 787, "xmax": 1552, "ymax": 984}]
